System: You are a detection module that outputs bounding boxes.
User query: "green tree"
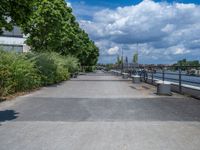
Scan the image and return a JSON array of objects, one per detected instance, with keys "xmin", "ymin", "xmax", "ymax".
[
  {"xmin": 0, "ymin": 0, "xmax": 35, "ymax": 33},
  {"xmin": 22, "ymin": 0, "xmax": 99, "ymax": 66},
  {"xmin": 116, "ymin": 55, "xmax": 122, "ymax": 65},
  {"xmin": 176, "ymin": 59, "xmax": 199, "ymax": 70},
  {"xmin": 1, "ymin": 0, "xmax": 99, "ymax": 67},
  {"xmin": 23, "ymin": 0, "xmax": 73, "ymax": 52},
  {"xmin": 133, "ymin": 52, "xmax": 138, "ymax": 64}
]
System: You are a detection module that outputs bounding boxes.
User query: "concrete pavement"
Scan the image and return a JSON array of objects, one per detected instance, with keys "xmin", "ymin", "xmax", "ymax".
[{"xmin": 0, "ymin": 71, "xmax": 200, "ymax": 150}]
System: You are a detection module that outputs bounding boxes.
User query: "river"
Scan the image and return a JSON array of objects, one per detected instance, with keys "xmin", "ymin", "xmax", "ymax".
[{"xmin": 152, "ymin": 71, "xmax": 200, "ymax": 87}]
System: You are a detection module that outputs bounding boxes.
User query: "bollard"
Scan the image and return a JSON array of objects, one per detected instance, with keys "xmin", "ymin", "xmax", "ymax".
[
  {"xmin": 156, "ymin": 81, "xmax": 172, "ymax": 95},
  {"xmin": 131, "ymin": 75, "xmax": 140, "ymax": 83},
  {"xmin": 122, "ymin": 73, "xmax": 128, "ymax": 79}
]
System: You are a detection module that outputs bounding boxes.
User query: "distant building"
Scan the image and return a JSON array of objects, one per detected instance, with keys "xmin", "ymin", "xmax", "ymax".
[
  {"xmin": 187, "ymin": 69, "xmax": 200, "ymax": 76},
  {"xmin": 0, "ymin": 26, "xmax": 30, "ymax": 52}
]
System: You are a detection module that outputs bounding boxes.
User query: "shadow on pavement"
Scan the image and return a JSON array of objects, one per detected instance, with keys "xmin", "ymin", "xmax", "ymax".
[
  {"xmin": 0, "ymin": 110, "xmax": 19, "ymax": 123},
  {"xmin": 10, "ymin": 97, "xmax": 200, "ymax": 122},
  {"xmin": 69, "ymin": 80, "xmax": 130, "ymax": 82}
]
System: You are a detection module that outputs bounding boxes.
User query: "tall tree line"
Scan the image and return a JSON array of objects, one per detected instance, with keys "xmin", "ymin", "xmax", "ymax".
[{"xmin": 0, "ymin": 0, "xmax": 99, "ymax": 66}]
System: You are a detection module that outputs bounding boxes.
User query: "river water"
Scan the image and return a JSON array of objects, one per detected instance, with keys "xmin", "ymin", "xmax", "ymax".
[{"xmin": 149, "ymin": 71, "xmax": 200, "ymax": 87}]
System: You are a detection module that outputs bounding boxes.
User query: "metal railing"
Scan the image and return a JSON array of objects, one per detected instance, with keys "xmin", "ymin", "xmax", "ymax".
[
  {"xmin": 110, "ymin": 64, "xmax": 200, "ymax": 93},
  {"xmin": 148, "ymin": 66, "xmax": 200, "ymax": 93}
]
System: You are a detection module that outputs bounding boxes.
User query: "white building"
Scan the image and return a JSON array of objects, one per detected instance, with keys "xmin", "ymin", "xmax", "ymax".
[{"xmin": 0, "ymin": 26, "xmax": 30, "ymax": 52}]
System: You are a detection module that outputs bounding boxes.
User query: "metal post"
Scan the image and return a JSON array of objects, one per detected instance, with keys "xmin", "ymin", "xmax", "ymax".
[
  {"xmin": 121, "ymin": 49, "xmax": 124, "ymax": 75},
  {"xmin": 179, "ymin": 68, "xmax": 182, "ymax": 93},
  {"xmin": 162, "ymin": 68, "xmax": 165, "ymax": 82},
  {"xmin": 152, "ymin": 71, "xmax": 154, "ymax": 84}
]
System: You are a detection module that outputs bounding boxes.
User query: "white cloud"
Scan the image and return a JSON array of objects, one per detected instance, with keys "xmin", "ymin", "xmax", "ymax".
[
  {"xmin": 76, "ymin": 0, "xmax": 200, "ymax": 63},
  {"xmin": 108, "ymin": 46, "xmax": 119, "ymax": 55},
  {"xmin": 67, "ymin": 2, "xmax": 72, "ymax": 8},
  {"xmin": 173, "ymin": 48, "xmax": 190, "ymax": 55}
]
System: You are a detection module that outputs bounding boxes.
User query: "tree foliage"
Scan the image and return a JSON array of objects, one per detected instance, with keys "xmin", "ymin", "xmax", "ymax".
[
  {"xmin": 22, "ymin": 0, "xmax": 99, "ymax": 66},
  {"xmin": 133, "ymin": 52, "xmax": 138, "ymax": 64},
  {"xmin": 0, "ymin": 0, "xmax": 34, "ymax": 33},
  {"xmin": 174, "ymin": 59, "xmax": 200, "ymax": 70},
  {"xmin": 177, "ymin": 59, "xmax": 199, "ymax": 66},
  {"xmin": 1, "ymin": 0, "xmax": 99, "ymax": 66},
  {"xmin": 116, "ymin": 55, "xmax": 122, "ymax": 65}
]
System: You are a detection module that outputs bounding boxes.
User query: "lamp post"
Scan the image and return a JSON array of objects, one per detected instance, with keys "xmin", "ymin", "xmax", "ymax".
[
  {"xmin": 137, "ymin": 42, "xmax": 139, "ymax": 67},
  {"xmin": 121, "ymin": 48, "xmax": 124, "ymax": 74}
]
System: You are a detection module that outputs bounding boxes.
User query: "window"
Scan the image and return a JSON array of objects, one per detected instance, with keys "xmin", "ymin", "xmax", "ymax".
[
  {"xmin": 2, "ymin": 26, "xmax": 23, "ymax": 37},
  {"xmin": 0, "ymin": 45, "xmax": 23, "ymax": 52}
]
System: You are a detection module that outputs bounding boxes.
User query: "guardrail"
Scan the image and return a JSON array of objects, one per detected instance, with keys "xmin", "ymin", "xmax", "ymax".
[
  {"xmin": 140, "ymin": 66, "xmax": 200, "ymax": 93},
  {"xmin": 109, "ymin": 64, "xmax": 200, "ymax": 97}
]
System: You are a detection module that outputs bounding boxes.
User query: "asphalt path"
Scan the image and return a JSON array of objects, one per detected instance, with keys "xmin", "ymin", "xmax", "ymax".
[{"xmin": 0, "ymin": 71, "xmax": 200, "ymax": 150}]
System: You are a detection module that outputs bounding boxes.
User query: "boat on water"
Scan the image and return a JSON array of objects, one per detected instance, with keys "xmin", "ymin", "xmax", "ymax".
[{"xmin": 187, "ymin": 69, "xmax": 200, "ymax": 77}]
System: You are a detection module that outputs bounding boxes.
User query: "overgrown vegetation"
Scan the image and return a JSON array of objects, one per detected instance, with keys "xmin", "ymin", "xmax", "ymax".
[
  {"xmin": 1, "ymin": 0, "xmax": 99, "ymax": 66},
  {"xmin": 0, "ymin": 0, "xmax": 34, "ymax": 34},
  {"xmin": 0, "ymin": 0, "xmax": 99, "ymax": 99},
  {"xmin": 0, "ymin": 50, "xmax": 40, "ymax": 97},
  {"xmin": 0, "ymin": 50, "xmax": 79, "ymax": 98}
]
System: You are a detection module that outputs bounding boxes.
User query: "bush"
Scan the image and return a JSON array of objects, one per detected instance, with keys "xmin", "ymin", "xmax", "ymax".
[
  {"xmin": 0, "ymin": 50, "xmax": 80, "ymax": 98},
  {"xmin": 0, "ymin": 50, "xmax": 41, "ymax": 97},
  {"xmin": 63, "ymin": 55, "xmax": 79, "ymax": 75},
  {"xmin": 27, "ymin": 52, "xmax": 77, "ymax": 85},
  {"xmin": 29, "ymin": 52, "xmax": 68, "ymax": 85},
  {"xmin": 82, "ymin": 66, "xmax": 96, "ymax": 72}
]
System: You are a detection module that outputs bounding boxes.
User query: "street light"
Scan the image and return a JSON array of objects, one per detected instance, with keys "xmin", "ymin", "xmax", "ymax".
[{"xmin": 121, "ymin": 48, "xmax": 124, "ymax": 74}]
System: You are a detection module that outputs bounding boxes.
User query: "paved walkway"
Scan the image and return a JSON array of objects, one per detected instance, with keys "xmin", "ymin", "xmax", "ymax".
[{"xmin": 1, "ymin": 71, "xmax": 200, "ymax": 150}]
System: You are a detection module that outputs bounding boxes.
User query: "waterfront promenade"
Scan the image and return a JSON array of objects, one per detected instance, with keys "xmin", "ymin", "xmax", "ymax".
[{"xmin": 0, "ymin": 71, "xmax": 200, "ymax": 149}]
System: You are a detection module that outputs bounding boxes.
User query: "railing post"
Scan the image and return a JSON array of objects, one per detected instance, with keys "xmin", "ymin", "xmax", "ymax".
[
  {"xmin": 162, "ymin": 68, "xmax": 165, "ymax": 82},
  {"xmin": 179, "ymin": 68, "xmax": 182, "ymax": 93},
  {"xmin": 121, "ymin": 62, "xmax": 123, "ymax": 75}
]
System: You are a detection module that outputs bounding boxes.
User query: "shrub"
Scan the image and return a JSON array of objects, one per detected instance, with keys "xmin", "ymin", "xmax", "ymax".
[
  {"xmin": 63, "ymin": 55, "xmax": 79, "ymax": 75},
  {"xmin": 0, "ymin": 50, "xmax": 41, "ymax": 97},
  {"xmin": 82, "ymin": 66, "xmax": 96, "ymax": 72},
  {"xmin": 30, "ymin": 52, "xmax": 70, "ymax": 85},
  {"xmin": 0, "ymin": 50, "xmax": 80, "ymax": 98}
]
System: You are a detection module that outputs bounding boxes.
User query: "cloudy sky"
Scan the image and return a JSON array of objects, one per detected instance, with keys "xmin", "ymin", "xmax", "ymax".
[{"xmin": 68, "ymin": 0, "xmax": 200, "ymax": 64}]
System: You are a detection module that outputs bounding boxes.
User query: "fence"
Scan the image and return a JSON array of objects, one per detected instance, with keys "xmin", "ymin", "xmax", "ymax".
[{"xmin": 110, "ymin": 64, "xmax": 200, "ymax": 93}]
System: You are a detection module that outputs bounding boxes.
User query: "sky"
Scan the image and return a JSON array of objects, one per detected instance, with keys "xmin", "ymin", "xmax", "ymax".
[{"xmin": 68, "ymin": 0, "xmax": 200, "ymax": 64}]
